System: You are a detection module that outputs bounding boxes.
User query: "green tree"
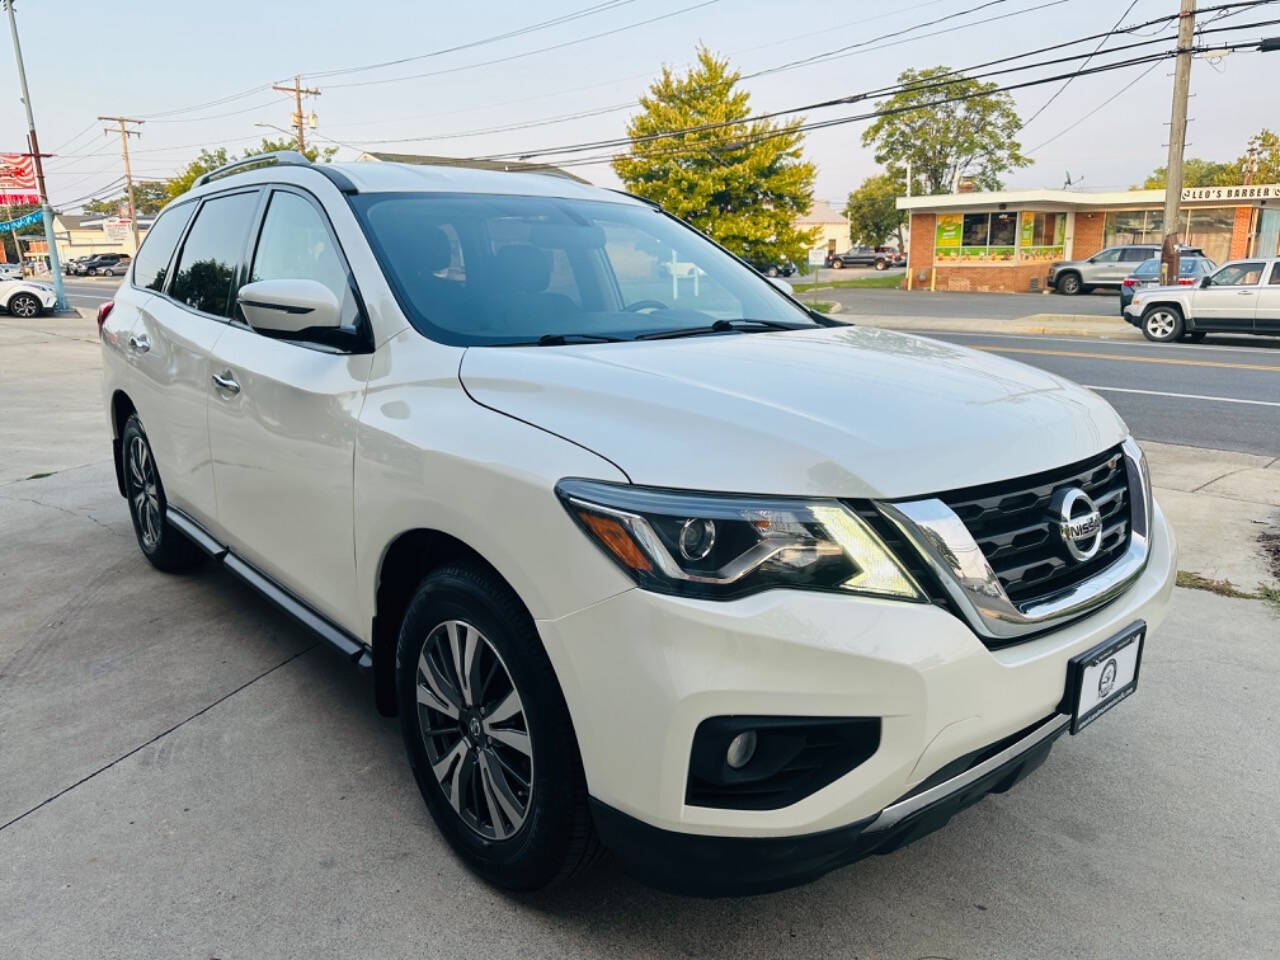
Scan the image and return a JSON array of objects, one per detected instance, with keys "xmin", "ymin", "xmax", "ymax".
[
  {"xmin": 612, "ymin": 47, "xmax": 818, "ymax": 267},
  {"xmin": 164, "ymin": 139, "xmax": 337, "ymax": 199},
  {"xmin": 1139, "ymin": 158, "xmax": 1233, "ymax": 189},
  {"xmin": 83, "ymin": 180, "xmax": 169, "ymax": 217},
  {"xmin": 844, "ymin": 173, "xmax": 907, "ymax": 248},
  {"xmin": 862, "ymin": 66, "xmax": 1030, "ymax": 194}
]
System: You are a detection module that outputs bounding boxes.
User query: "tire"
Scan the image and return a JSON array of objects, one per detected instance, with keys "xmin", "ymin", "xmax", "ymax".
[
  {"xmin": 396, "ymin": 563, "xmax": 601, "ymax": 891},
  {"xmin": 1185, "ymin": 330, "xmax": 1207, "ymax": 343},
  {"xmin": 874, "ymin": 258, "xmax": 888, "ymax": 271},
  {"xmin": 120, "ymin": 415, "xmax": 205, "ymax": 572},
  {"xmin": 1141, "ymin": 305, "xmax": 1184, "ymax": 343},
  {"xmin": 7, "ymin": 292, "xmax": 41, "ymax": 318},
  {"xmin": 1057, "ymin": 272, "xmax": 1082, "ymax": 296},
  {"xmin": 831, "ymin": 258, "xmax": 844, "ymax": 270}
]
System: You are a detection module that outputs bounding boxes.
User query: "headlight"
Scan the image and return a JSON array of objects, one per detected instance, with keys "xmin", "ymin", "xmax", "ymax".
[{"xmin": 556, "ymin": 479, "xmax": 924, "ymax": 602}]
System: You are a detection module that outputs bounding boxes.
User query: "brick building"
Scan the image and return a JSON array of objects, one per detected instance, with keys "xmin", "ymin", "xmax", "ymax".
[{"xmin": 896, "ymin": 184, "xmax": 1280, "ymax": 293}]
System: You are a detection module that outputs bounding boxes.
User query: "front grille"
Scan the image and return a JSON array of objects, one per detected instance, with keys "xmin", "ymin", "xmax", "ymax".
[{"xmin": 939, "ymin": 446, "xmax": 1131, "ymax": 606}]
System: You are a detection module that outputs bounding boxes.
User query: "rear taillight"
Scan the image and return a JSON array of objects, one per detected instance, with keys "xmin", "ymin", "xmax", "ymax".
[
  {"xmin": 1122, "ymin": 278, "xmax": 1137, "ymax": 287},
  {"xmin": 96, "ymin": 300, "xmax": 114, "ymax": 335},
  {"xmin": 1177, "ymin": 277, "xmax": 1196, "ymax": 285}
]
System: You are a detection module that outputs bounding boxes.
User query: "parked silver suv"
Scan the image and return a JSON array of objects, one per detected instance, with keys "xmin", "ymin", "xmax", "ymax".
[{"xmin": 1048, "ymin": 244, "xmax": 1206, "ymax": 296}]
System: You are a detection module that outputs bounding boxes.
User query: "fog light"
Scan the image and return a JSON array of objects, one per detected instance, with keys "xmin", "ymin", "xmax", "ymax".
[{"xmin": 725, "ymin": 730, "xmax": 757, "ymax": 769}]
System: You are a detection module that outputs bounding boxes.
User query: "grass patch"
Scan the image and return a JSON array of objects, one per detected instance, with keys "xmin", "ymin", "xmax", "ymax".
[
  {"xmin": 792, "ymin": 274, "xmax": 904, "ymax": 292},
  {"xmin": 1177, "ymin": 570, "xmax": 1280, "ymax": 610},
  {"xmin": 805, "ymin": 300, "xmax": 836, "ymax": 313}
]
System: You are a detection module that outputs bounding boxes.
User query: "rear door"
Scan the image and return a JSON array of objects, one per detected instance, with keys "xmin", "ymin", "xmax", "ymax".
[
  {"xmin": 1190, "ymin": 260, "xmax": 1265, "ymax": 331},
  {"xmin": 126, "ymin": 192, "xmax": 260, "ymax": 525},
  {"xmin": 1254, "ymin": 262, "xmax": 1280, "ymax": 334},
  {"xmin": 205, "ymin": 186, "xmax": 372, "ymax": 631}
]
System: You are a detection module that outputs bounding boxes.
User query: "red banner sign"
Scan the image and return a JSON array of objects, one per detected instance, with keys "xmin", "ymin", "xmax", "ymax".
[{"xmin": 0, "ymin": 153, "xmax": 40, "ymax": 205}]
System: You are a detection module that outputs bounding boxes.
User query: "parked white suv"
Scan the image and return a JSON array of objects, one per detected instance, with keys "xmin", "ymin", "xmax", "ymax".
[
  {"xmin": 99, "ymin": 153, "xmax": 1176, "ymax": 895},
  {"xmin": 1124, "ymin": 257, "xmax": 1280, "ymax": 342}
]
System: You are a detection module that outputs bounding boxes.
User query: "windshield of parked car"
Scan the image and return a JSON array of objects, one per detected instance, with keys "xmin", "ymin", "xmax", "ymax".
[{"xmin": 350, "ymin": 192, "xmax": 819, "ymax": 346}]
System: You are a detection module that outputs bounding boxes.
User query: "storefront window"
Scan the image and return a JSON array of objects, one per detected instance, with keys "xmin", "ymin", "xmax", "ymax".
[
  {"xmin": 1017, "ymin": 211, "xmax": 1065, "ymax": 262},
  {"xmin": 962, "ymin": 213, "xmax": 989, "ymax": 247},
  {"xmin": 1102, "ymin": 207, "xmax": 1234, "ymax": 262},
  {"xmin": 936, "ymin": 212, "xmax": 1017, "ymax": 262}
]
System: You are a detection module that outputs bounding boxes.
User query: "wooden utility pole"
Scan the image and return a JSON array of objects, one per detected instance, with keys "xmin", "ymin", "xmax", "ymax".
[
  {"xmin": 98, "ymin": 115, "xmax": 143, "ymax": 251},
  {"xmin": 271, "ymin": 75, "xmax": 320, "ymax": 153},
  {"xmin": 1160, "ymin": 0, "xmax": 1196, "ymax": 286}
]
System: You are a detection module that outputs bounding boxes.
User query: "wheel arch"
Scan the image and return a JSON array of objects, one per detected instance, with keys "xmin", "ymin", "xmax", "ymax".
[
  {"xmin": 110, "ymin": 390, "xmax": 138, "ymax": 497},
  {"xmin": 371, "ymin": 527, "xmax": 531, "ymax": 718}
]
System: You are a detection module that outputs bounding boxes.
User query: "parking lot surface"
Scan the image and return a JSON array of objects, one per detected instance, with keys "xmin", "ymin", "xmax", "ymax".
[{"xmin": 2, "ymin": 310, "xmax": 1279, "ymax": 959}]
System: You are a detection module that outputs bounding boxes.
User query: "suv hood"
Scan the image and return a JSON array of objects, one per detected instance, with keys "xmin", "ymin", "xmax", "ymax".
[{"xmin": 459, "ymin": 326, "xmax": 1128, "ymax": 498}]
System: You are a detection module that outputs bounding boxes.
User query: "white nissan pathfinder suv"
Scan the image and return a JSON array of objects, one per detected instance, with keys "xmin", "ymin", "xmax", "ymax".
[{"xmin": 99, "ymin": 153, "xmax": 1176, "ymax": 895}]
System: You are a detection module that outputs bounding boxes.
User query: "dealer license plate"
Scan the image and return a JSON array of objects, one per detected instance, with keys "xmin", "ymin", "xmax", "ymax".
[{"xmin": 1065, "ymin": 622, "xmax": 1144, "ymax": 734}]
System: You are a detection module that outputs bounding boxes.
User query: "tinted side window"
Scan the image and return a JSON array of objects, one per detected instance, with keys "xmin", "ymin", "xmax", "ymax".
[
  {"xmin": 1091, "ymin": 248, "xmax": 1122, "ymax": 263},
  {"xmin": 134, "ymin": 204, "xmax": 193, "ymax": 292},
  {"xmin": 248, "ymin": 191, "xmax": 358, "ymax": 327},
  {"xmin": 169, "ymin": 191, "xmax": 259, "ymax": 316},
  {"xmin": 1270, "ymin": 264, "xmax": 1280, "ymax": 285}
]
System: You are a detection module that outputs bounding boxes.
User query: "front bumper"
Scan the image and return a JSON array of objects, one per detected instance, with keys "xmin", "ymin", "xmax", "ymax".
[{"xmin": 536, "ymin": 501, "xmax": 1175, "ymax": 886}]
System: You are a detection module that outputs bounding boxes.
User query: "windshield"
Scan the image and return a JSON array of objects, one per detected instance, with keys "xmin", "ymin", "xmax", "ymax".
[{"xmin": 350, "ymin": 192, "xmax": 819, "ymax": 346}]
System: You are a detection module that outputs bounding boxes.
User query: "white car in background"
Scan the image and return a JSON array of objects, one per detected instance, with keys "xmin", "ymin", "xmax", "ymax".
[
  {"xmin": 0, "ymin": 277, "xmax": 57, "ymax": 317},
  {"xmin": 1124, "ymin": 257, "xmax": 1280, "ymax": 342},
  {"xmin": 99, "ymin": 152, "xmax": 1176, "ymax": 896}
]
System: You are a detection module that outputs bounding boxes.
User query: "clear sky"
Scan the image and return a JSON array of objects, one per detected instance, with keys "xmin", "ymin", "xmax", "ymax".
[{"xmin": 4, "ymin": 0, "xmax": 1273, "ymax": 211}]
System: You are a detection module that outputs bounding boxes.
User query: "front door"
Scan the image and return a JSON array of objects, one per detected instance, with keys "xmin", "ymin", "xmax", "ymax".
[
  {"xmin": 1190, "ymin": 261, "xmax": 1265, "ymax": 330},
  {"xmin": 205, "ymin": 187, "xmax": 371, "ymax": 633},
  {"xmin": 1254, "ymin": 262, "xmax": 1280, "ymax": 334}
]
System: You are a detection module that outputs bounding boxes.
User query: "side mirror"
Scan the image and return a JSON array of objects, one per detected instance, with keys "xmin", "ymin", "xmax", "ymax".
[
  {"xmin": 1199, "ymin": 275, "xmax": 1212, "ymax": 289},
  {"xmin": 237, "ymin": 278, "xmax": 342, "ymax": 334},
  {"xmin": 768, "ymin": 276, "xmax": 794, "ymax": 296}
]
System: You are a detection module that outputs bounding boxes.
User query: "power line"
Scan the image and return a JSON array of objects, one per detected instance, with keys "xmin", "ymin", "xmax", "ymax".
[
  {"xmin": 322, "ymin": 0, "xmax": 724, "ymax": 90},
  {"xmin": 302, "ymin": 0, "xmax": 638, "ymax": 79},
  {"xmin": 1019, "ymin": 0, "xmax": 1143, "ymax": 130},
  {"xmin": 1024, "ymin": 60, "xmax": 1162, "ymax": 153}
]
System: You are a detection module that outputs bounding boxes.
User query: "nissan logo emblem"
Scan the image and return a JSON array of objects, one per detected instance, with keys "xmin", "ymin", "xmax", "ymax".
[{"xmin": 1051, "ymin": 487, "xmax": 1103, "ymax": 562}]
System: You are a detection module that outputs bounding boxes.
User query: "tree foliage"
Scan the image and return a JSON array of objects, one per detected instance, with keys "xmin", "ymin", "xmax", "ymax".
[
  {"xmin": 83, "ymin": 180, "xmax": 169, "ymax": 217},
  {"xmin": 163, "ymin": 138, "xmax": 337, "ymax": 199},
  {"xmin": 1140, "ymin": 129, "xmax": 1280, "ymax": 189},
  {"xmin": 843, "ymin": 173, "xmax": 907, "ymax": 248},
  {"xmin": 862, "ymin": 66, "xmax": 1029, "ymax": 194},
  {"xmin": 612, "ymin": 47, "xmax": 818, "ymax": 266}
]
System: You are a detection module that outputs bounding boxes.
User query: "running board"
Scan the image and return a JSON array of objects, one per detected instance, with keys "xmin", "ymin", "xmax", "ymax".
[{"xmin": 166, "ymin": 506, "xmax": 372, "ymax": 669}]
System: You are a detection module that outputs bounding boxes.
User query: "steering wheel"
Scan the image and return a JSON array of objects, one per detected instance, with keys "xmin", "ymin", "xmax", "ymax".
[{"xmin": 623, "ymin": 299, "xmax": 670, "ymax": 313}]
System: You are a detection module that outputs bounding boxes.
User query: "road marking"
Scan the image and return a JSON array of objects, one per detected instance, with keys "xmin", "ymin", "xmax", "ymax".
[
  {"xmin": 1084, "ymin": 385, "xmax": 1280, "ymax": 408},
  {"xmin": 978, "ymin": 344, "xmax": 1280, "ymax": 373}
]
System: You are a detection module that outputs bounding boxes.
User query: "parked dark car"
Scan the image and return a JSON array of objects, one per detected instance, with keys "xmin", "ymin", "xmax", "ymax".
[
  {"xmin": 78, "ymin": 253, "xmax": 131, "ymax": 276},
  {"xmin": 745, "ymin": 257, "xmax": 796, "ymax": 278},
  {"xmin": 63, "ymin": 256, "xmax": 93, "ymax": 275},
  {"xmin": 1119, "ymin": 256, "xmax": 1216, "ymax": 314},
  {"xmin": 827, "ymin": 245, "xmax": 903, "ymax": 271}
]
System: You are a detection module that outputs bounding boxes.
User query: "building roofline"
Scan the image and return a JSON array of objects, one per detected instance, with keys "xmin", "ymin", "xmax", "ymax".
[{"xmin": 898, "ymin": 182, "xmax": 1280, "ymax": 212}]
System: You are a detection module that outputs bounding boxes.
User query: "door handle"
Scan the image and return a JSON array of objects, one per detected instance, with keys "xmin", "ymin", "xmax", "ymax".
[
  {"xmin": 211, "ymin": 371, "xmax": 241, "ymax": 395},
  {"xmin": 128, "ymin": 333, "xmax": 150, "ymax": 353},
  {"xmin": 1238, "ymin": 290, "xmax": 1256, "ymax": 295}
]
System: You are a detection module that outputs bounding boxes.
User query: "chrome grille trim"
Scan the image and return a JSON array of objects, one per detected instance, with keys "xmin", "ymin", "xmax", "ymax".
[{"xmin": 876, "ymin": 437, "xmax": 1151, "ymax": 642}]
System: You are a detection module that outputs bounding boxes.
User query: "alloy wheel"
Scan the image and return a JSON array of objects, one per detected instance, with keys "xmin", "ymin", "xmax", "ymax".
[
  {"xmin": 416, "ymin": 619, "xmax": 533, "ymax": 841},
  {"xmin": 1145, "ymin": 309, "xmax": 1178, "ymax": 341},
  {"xmin": 127, "ymin": 435, "xmax": 162, "ymax": 548},
  {"xmin": 10, "ymin": 294, "xmax": 38, "ymax": 317}
]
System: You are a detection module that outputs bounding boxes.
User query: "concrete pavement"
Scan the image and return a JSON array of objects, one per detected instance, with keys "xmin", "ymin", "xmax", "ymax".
[{"xmin": 2, "ymin": 307, "xmax": 1278, "ymax": 958}]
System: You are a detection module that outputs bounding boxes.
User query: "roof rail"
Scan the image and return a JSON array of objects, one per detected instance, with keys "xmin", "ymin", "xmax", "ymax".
[
  {"xmin": 607, "ymin": 188, "xmax": 660, "ymax": 209},
  {"xmin": 195, "ymin": 150, "xmax": 311, "ymax": 187}
]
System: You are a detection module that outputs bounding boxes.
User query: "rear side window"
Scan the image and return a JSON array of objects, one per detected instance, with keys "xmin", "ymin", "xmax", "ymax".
[
  {"xmin": 133, "ymin": 203, "xmax": 193, "ymax": 292},
  {"xmin": 169, "ymin": 191, "xmax": 259, "ymax": 316},
  {"xmin": 248, "ymin": 190, "xmax": 359, "ymax": 327},
  {"xmin": 1121, "ymin": 247, "xmax": 1151, "ymax": 262}
]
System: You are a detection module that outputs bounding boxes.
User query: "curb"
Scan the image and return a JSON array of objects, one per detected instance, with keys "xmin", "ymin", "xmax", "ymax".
[{"xmin": 850, "ymin": 313, "xmax": 1140, "ymax": 339}]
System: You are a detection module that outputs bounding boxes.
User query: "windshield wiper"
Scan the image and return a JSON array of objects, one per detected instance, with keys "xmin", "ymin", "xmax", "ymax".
[
  {"xmin": 532, "ymin": 332, "xmax": 626, "ymax": 346},
  {"xmin": 634, "ymin": 318, "xmax": 810, "ymax": 341}
]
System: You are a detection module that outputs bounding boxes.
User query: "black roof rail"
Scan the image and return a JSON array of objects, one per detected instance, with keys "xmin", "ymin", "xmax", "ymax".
[{"xmin": 195, "ymin": 150, "xmax": 311, "ymax": 187}]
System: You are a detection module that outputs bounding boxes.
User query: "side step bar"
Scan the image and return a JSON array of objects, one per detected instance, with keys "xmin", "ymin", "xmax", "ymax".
[{"xmin": 167, "ymin": 506, "xmax": 371, "ymax": 669}]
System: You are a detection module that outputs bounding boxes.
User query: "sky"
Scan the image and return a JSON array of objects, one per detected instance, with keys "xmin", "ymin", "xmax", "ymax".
[{"xmin": 4, "ymin": 0, "xmax": 1275, "ymax": 212}]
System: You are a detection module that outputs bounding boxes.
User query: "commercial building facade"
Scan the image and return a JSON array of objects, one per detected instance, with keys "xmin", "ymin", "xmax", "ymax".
[{"xmin": 897, "ymin": 184, "xmax": 1280, "ymax": 293}]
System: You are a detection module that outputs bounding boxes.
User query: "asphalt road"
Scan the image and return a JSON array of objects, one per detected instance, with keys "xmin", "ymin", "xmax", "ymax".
[{"xmin": 917, "ymin": 331, "xmax": 1280, "ymax": 457}]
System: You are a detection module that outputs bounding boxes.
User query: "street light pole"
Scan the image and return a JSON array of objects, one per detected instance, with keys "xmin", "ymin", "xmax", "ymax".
[
  {"xmin": 1160, "ymin": 0, "xmax": 1196, "ymax": 287},
  {"xmin": 3, "ymin": 0, "xmax": 67, "ymax": 310}
]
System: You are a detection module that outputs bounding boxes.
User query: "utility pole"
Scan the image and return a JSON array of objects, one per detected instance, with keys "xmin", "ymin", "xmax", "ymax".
[
  {"xmin": 1160, "ymin": 0, "xmax": 1196, "ymax": 286},
  {"xmin": 271, "ymin": 75, "xmax": 320, "ymax": 154},
  {"xmin": 4, "ymin": 0, "xmax": 67, "ymax": 309},
  {"xmin": 98, "ymin": 116, "xmax": 143, "ymax": 252}
]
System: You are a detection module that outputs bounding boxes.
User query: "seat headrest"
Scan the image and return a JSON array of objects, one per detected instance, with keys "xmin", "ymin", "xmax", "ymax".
[{"xmin": 494, "ymin": 244, "xmax": 551, "ymax": 294}]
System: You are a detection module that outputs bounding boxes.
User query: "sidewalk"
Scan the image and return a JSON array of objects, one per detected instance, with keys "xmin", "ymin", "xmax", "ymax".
[{"xmin": 851, "ymin": 311, "xmax": 1142, "ymax": 339}]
